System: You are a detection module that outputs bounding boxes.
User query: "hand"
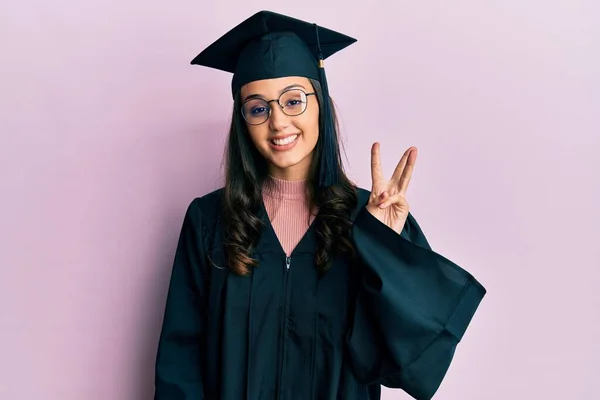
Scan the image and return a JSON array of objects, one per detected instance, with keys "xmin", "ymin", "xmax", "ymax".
[{"xmin": 365, "ymin": 143, "xmax": 418, "ymax": 235}]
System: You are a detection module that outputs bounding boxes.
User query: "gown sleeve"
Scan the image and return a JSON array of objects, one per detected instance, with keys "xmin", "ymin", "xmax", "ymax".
[
  {"xmin": 154, "ymin": 199, "xmax": 208, "ymax": 399},
  {"xmin": 347, "ymin": 206, "xmax": 486, "ymax": 400}
]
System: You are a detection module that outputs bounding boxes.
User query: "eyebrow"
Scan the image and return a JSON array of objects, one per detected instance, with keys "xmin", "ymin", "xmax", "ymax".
[{"xmin": 242, "ymin": 83, "xmax": 307, "ymax": 102}]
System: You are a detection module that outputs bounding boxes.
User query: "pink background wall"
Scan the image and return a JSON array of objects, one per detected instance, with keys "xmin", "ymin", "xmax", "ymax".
[{"xmin": 1, "ymin": 0, "xmax": 599, "ymax": 399}]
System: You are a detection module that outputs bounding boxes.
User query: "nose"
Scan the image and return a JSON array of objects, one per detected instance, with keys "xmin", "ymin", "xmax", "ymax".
[{"xmin": 268, "ymin": 102, "xmax": 291, "ymax": 132}]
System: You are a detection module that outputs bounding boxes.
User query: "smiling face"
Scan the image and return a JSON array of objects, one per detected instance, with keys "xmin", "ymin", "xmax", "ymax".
[{"xmin": 239, "ymin": 76, "xmax": 320, "ymax": 181}]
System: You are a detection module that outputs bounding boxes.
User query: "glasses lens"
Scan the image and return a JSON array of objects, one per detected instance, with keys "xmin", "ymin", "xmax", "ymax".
[
  {"xmin": 280, "ymin": 89, "xmax": 307, "ymax": 116},
  {"xmin": 242, "ymin": 99, "xmax": 269, "ymax": 124}
]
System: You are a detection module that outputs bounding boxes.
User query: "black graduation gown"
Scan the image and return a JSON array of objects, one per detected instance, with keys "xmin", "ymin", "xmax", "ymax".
[{"xmin": 154, "ymin": 187, "xmax": 486, "ymax": 400}]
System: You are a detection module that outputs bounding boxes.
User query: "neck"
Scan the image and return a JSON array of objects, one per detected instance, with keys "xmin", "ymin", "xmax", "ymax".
[
  {"xmin": 267, "ymin": 166, "xmax": 310, "ymax": 181},
  {"xmin": 263, "ymin": 175, "xmax": 308, "ymax": 200}
]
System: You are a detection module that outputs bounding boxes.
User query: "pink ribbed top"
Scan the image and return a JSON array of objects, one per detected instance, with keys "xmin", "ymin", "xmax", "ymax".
[{"xmin": 262, "ymin": 176, "xmax": 316, "ymax": 257}]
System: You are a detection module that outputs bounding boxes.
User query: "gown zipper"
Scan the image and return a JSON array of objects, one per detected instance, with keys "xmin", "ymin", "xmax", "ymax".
[{"xmin": 277, "ymin": 255, "xmax": 291, "ymax": 400}]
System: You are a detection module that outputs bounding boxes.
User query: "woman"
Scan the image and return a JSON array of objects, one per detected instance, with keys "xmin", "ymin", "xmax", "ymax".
[{"xmin": 154, "ymin": 10, "xmax": 486, "ymax": 400}]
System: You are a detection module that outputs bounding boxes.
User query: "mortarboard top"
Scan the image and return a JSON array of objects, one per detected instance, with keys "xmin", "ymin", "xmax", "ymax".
[{"xmin": 190, "ymin": 10, "xmax": 357, "ymax": 98}]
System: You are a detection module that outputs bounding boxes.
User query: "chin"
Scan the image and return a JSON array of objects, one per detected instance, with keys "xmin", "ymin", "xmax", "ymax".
[
  {"xmin": 267, "ymin": 150, "xmax": 311, "ymax": 170},
  {"xmin": 269, "ymin": 156, "xmax": 304, "ymax": 169}
]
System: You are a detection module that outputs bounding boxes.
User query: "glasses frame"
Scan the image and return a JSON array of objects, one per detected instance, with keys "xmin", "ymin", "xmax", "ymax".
[{"xmin": 241, "ymin": 88, "xmax": 316, "ymax": 125}]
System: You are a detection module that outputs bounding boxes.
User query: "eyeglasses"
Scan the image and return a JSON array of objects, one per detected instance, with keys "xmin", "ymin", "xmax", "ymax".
[{"xmin": 241, "ymin": 88, "xmax": 316, "ymax": 125}]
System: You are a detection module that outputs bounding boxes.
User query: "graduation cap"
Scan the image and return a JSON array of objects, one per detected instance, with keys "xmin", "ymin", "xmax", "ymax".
[{"xmin": 190, "ymin": 10, "xmax": 357, "ymax": 187}]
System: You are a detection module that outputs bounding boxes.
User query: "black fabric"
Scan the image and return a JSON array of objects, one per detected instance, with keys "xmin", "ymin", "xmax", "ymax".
[
  {"xmin": 190, "ymin": 10, "xmax": 357, "ymax": 97},
  {"xmin": 154, "ymin": 188, "xmax": 486, "ymax": 400}
]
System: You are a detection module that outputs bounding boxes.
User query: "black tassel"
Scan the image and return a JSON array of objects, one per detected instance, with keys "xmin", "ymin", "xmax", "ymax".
[{"xmin": 314, "ymin": 23, "xmax": 340, "ymax": 188}]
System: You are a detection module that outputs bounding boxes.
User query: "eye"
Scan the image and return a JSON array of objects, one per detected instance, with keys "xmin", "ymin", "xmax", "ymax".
[
  {"xmin": 286, "ymin": 99, "xmax": 302, "ymax": 107},
  {"xmin": 251, "ymin": 106, "xmax": 268, "ymax": 115}
]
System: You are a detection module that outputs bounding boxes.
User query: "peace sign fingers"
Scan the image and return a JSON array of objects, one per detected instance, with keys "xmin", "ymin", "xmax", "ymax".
[{"xmin": 366, "ymin": 143, "xmax": 418, "ymax": 234}]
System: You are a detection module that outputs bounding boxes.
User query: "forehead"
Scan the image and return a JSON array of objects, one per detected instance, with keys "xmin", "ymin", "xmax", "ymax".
[{"xmin": 240, "ymin": 76, "xmax": 314, "ymax": 98}]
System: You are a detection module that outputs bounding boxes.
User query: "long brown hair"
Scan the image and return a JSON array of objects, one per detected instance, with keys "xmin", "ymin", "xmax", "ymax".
[{"xmin": 221, "ymin": 78, "xmax": 358, "ymax": 276}]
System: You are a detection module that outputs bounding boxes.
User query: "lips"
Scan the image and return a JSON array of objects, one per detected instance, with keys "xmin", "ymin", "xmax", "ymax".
[{"xmin": 270, "ymin": 134, "xmax": 299, "ymax": 146}]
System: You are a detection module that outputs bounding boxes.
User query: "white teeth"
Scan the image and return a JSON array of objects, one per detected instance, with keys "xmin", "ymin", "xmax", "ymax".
[{"xmin": 272, "ymin": 134, "xmax": 298, "ymax": 146}]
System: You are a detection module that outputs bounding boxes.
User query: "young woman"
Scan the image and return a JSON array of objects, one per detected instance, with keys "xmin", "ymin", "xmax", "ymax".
[{"xmin": 154, "ymin": 10, "xmax": 486, "ymax": 400}]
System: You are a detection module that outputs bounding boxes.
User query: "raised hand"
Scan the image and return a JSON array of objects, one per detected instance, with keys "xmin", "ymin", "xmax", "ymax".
[{"xmin": 365, "ymin": 142, "xmax": 418, "ymax": 235}]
